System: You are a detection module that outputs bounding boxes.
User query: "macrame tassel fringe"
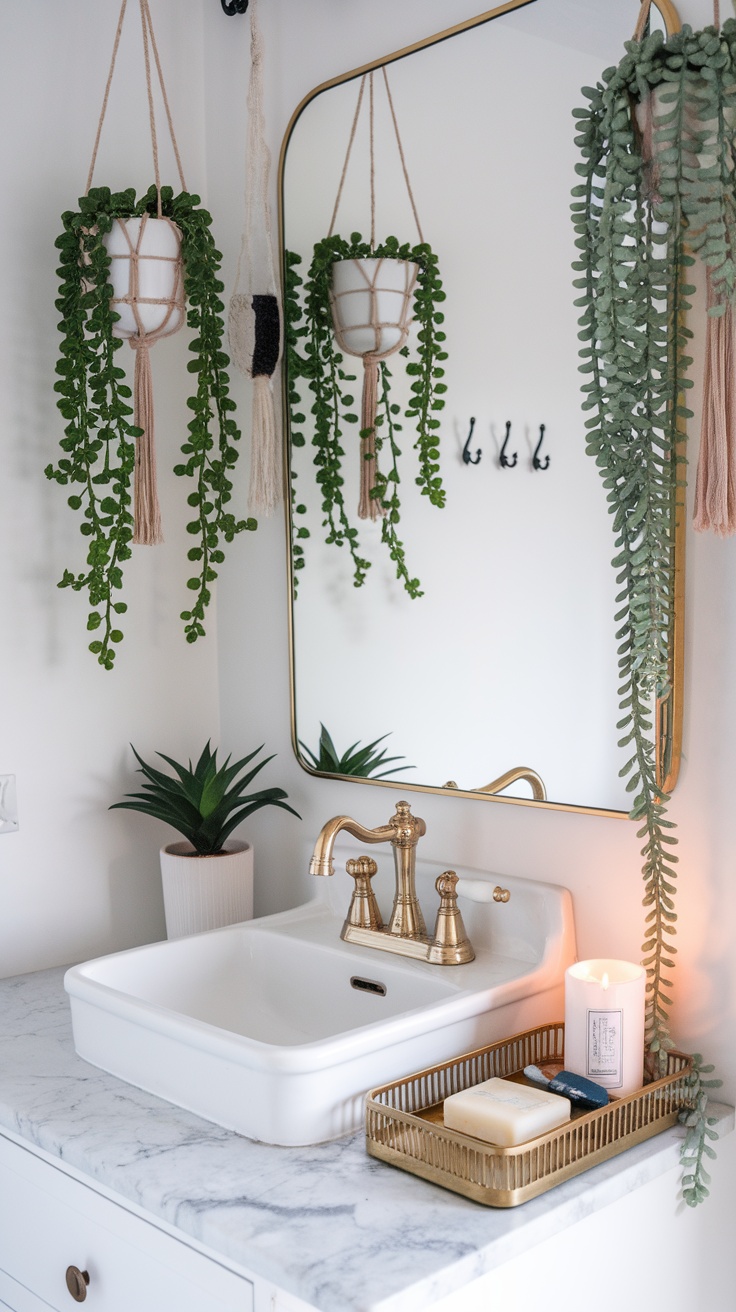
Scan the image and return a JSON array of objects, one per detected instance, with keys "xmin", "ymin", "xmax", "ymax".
[
  {"xmin": 358, "ymin": 356, "xmax": 385, "ymax": 521},
  {"xmin": 132, "ymin": 342, "xmax": 164, "ymax": 545},
  {"xmin": 248, "ymin": 375, "xmax": 282, "ymax": 515},
  {"xmin": 693, "ymin": 272, "xmax": 736, "ymax": 536}
]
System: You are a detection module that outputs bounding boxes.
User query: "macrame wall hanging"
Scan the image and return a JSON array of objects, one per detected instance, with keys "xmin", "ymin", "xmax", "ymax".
[
  {"xmin": 327, "ymin": 68, "xmax": 425, "ymax": 521},
  {"xmin": 87, "ymin": 0, "xmax": 187, "ymax": 545},
  {"xmin": 228, "ymin": 0, "xmax": 283, "ymax": 515}
]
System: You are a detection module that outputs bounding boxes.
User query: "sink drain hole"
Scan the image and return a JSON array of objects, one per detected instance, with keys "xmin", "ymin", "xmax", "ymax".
[{"xmin": 350, "ymin": 975, "xmax": 387, "ymax": 997}]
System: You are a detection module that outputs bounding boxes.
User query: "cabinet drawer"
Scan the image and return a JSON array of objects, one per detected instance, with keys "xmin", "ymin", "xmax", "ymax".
[{"xmin": 0, "ymin": 1136, "xmax": 252, "ymax": 1312}]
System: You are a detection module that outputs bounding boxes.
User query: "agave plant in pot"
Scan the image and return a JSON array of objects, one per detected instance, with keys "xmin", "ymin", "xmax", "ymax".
[{"xmin": 111, "ymin": 743, "xmax": 299, "ymax": 939}]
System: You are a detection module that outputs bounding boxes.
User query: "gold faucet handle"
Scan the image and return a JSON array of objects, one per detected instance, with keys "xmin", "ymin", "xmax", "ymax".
[
  {"xmin": 493, "ymin": 886, "xmax": 511, "ymax": 903},
  {"xmin": 428, "ymin": 872, "xmax": 475, "ymax": 965},
  {"xmin": 344, "ymin": 856, "xmax": 383, "ymax": 931}
]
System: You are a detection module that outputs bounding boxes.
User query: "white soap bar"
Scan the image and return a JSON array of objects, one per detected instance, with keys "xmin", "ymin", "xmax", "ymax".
[{"xmin": 443, "ymin": 1077, "xmax": 571, "ymax": 1147}]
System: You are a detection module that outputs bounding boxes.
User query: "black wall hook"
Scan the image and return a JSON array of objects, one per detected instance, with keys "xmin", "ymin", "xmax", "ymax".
[
  {"xmin": 499, "ymin": 421, "xmax": 517, "ymax": 469},
  {"xmin": 221, "ymin": 0, "xmax": 249, "ymax": 13},
  {"xmin": 462, "ymin": 417, "xmax": 482, "ymax": 466},
  {"xmin": 533, "ymin": 423, "xmax": 550, "ymax": 470}
]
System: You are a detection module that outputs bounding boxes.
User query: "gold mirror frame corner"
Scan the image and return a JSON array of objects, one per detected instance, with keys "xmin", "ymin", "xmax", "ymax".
[{"xmin": 281, "ymin": 0, "xmax": 684, "ymax": 822}]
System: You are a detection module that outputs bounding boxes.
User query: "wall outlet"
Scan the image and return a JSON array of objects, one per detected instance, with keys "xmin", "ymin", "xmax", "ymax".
[{"xmin": 0, "ymin": 775, "xmax": 18, "ymax": 833}]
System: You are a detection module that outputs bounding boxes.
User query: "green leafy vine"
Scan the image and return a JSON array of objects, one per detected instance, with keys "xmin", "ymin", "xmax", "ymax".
[
  {"xmin": 48, "ymin": 185, "xmax": 255, "ymax": 669},
  {"xmin": 284, "ymin": 233, "xmax": 447, "ymax": 596},
  {"xmin": 572, "ymin": 22, "xmax": 736, "ymax": 1203}
]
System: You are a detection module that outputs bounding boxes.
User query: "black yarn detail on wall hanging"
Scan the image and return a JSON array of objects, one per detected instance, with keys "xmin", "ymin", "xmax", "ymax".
[{"xmin": 251, "ymin": 295, "xmax": 281, "ymax": 377}]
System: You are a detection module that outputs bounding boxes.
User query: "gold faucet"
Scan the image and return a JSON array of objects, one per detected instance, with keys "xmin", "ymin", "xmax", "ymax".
[{"xmin": 309, "ymin": 801, "xmax": 509, "ymax": 966}]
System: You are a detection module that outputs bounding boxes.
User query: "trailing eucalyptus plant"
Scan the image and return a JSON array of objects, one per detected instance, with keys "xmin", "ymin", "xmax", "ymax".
[
  {"xmin": 572, "ymin": 20, "xmax": 734, "ymax": 1204},
  {"xmin": 48, "ymin": 184, "xmax": 255, "ymax": 670},
  {"xmin": 284, "ymin": 233, "xmax": 447, "ymax": 597}
]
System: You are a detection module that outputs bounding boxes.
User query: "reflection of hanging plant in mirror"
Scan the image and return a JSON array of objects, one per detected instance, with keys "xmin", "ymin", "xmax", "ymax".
[
  {"xmin": 298, "ymin": 723, "xmax": 414, "ymax": 780},
  {"xmin": 285, "ymin": 67, "xmax": 448, "ymax": 598},
  {"xmin": 572, "ymin": 10, "xmax": 731, "ymax": 1205},
  {"xmin": 285, "ymin": 234, "xmax": 447, "ymax": 597}
]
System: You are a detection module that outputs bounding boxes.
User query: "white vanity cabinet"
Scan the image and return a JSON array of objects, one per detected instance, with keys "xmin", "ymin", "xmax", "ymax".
[{"xmin": 0, "ymin": 1134, "xmax": 256, "ymax": 1312}]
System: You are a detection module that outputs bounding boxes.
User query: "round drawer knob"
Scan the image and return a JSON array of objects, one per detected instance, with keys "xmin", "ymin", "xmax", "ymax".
[{"xmin": 65, "ymin": 1266, "xmax": 90, "ymax": 1303}]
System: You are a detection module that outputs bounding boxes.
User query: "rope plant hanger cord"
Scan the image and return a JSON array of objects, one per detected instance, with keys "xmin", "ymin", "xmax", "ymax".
[
  {"xmin": 87, "ymin": 0, "xmax": 187, "ymax": 546},
  {"xmin": 48, "ymin": 0, "xmax": 253, "ymax": 670},
  {"xmin": 572, "ymin": 0, "xmax": 729, "ymax": 1205},
  {"xmin": 228, "ymin": 0, "xmax": 283, "ymax": 515},
  {"xmin": 328, "ymin": 68, "xmax": 424, "ymax": 522}
]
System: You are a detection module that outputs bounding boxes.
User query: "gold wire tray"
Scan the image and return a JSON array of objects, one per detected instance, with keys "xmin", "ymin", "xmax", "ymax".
[{"xmin": 365, "ymin": 1023, "xmax": 694, "ymax": 1207}]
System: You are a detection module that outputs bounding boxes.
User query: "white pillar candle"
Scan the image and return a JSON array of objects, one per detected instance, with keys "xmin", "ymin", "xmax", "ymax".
[{"xmin": 564, "ymin": 959, "xmax": 646, "ymax": 1098}]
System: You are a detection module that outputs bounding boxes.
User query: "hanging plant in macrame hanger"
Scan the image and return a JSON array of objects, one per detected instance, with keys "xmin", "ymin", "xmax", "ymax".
[
  {"xmin": 48, "ymin": 0, "xmax": 254, "ymax": 670},
  {"xmin": 228, "ymin": 0, "xmax": 283, "ymax": 516},
  {"xmin": 284, "ymin": 66, "xmax": 448, "ymax": 598}
]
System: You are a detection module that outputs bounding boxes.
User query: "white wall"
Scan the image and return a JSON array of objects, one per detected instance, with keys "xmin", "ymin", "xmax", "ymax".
[{"xmin": 0, "ymin": 0, "xmax": 221, "ymax": 974}]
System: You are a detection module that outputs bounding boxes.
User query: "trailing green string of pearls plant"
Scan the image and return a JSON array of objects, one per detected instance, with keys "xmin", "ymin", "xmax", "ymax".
[
  {"xmin": 571, "ymin": 20, "xmax": 733, "ymax": 1205},
  {"xmin": 284, "ymin": 233, "xmax": 447, "ymax": 597}
]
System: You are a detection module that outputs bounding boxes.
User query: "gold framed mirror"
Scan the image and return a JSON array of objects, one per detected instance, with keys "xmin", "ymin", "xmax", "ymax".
[{"xmin": 280, "ymin": 0, "xmax": 683, "ymax": 818}]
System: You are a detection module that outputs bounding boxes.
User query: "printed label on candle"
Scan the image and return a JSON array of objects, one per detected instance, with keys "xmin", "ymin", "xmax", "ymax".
[{"xmin": 586, "ymin": 1009, "xmax": 623, "ymax": 1086}]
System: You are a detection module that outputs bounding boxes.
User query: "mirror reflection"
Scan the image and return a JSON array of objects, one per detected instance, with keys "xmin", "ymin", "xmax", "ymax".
[{"xmin": 282, "ymin": 0, "xmax": 677, "ymax": 814}]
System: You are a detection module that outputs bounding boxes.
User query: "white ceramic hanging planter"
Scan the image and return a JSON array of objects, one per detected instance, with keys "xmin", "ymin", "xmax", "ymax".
[
  {"xmin": 103, "ymin": 215, "xmax": 185, "ymax": 340},
  {"xmin": 329, "ymin": 257, "xmax": 420, "ymax": 520},
  {"xmin": 329, "ymin": 257, "xmax": 418, "ymax": 360},
  {"xmin": 159, "ymin": 839, "xmax": 254, "ymax": 940}
]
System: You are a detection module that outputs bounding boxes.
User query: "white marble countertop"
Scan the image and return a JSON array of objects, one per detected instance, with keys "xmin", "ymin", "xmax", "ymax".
[{"xmin": 0, "ymin": 967, "xmax": 732, "ymax": 1312}]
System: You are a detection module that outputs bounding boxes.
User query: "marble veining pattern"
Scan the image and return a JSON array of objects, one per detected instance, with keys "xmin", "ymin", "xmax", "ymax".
[{"xmin": 0, "ymin": 968, "xmax": 732, "ymax": 1312}]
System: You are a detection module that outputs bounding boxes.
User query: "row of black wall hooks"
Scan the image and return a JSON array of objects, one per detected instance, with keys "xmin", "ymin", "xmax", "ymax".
[{"xmin": 463, "ymin": 419, "xmax": 550, "ymax": 471}]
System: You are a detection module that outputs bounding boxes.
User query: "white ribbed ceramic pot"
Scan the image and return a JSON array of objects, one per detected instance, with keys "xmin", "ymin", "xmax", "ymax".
[
  {"xmin": 159, "ymin": 839, "xmax": 253, "ymax": 940},
  {"xmin": 103, "ymin": 215, "xmax": 184, "ymax": 340},
  {"xmin": 330, "ymin": 257, "xmax": 418, "ymax": 359}
]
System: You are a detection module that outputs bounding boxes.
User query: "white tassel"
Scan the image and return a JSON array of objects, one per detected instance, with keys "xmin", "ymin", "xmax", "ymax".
[{"xmin": 248, "ymin": 375, "xmax": 282, "ymax": 515}]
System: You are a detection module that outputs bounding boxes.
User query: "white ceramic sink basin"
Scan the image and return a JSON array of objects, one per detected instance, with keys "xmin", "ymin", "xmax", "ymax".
[{"xmin": 65, "ymin": 855, "xmax": 575, "ymax": 1145}]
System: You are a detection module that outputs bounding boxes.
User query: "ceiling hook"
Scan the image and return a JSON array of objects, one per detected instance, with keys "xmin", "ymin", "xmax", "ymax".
[
  {"xmin": 499, "ymin": 420, "xmax": 518, "ymax": 469},
  {"xmin": 462, "ymin": 417, "xmax": 482, "ymax": 466},
  {"xmin": 221, "ymin": 0, "xmax": 249, "ymax": 13},
  {"xmin": 533, "ymin": 423, "xmax": 550, "ymax": 470}
]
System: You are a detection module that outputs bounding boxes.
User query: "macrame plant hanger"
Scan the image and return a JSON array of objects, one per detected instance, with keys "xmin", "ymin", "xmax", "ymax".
[
  {"xmin": 328, "ymin": 67, "xmax": 424, "ymax": 521},
  {"xmin": 86, "ymin": 0, "xmax": 188, "ymax": 545},
  {"xmin": 228, "ymin": 0, "xmax": 283, "ymax": 515},
  {"xmin": 636, "ymin": 0, "xmax": 736, "ymax": 535}
]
